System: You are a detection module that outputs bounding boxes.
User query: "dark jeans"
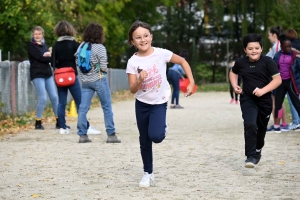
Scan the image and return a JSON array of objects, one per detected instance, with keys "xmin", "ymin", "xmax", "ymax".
[
  {"xmin": 274, "ymin": 79, "xmax": 300, "ymax": 118},
  {"xmin": 168, "ymin": 69, "xmax": 180, "ymax": 105},
  {"xmin": 57, "ymin": 76, "xmax": 82, "ymax": 129},
  {"xmin": 135, "ymin": 99, "xmax": 167, "ymax": 174},
  {"xmin": 240, "ymin": 94, "xmax": 272, "ymax": 157}
]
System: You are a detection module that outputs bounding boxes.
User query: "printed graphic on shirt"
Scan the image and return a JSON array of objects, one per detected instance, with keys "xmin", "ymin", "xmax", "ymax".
[{"xmin": 136, "ymin": 63, "xmax": 162, "ymax": 93}]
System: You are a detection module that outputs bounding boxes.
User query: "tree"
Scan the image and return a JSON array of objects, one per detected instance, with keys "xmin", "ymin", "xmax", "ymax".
[{"xmin": 0, "ymin": 0, "xmax": 56, "ymax": 60}]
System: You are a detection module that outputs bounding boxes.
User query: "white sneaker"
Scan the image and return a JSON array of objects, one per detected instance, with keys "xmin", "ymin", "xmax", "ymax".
[
  {"xmin": 59, "ymin": 128, "xmax": 70, "ymax": 134},
  {"xmin": 87, "ymin": 126, "xmax": 101, "ymax": 134},
  {"xmin": 139, "ymin": 172, "xmax": 155, "ymax": 187}
]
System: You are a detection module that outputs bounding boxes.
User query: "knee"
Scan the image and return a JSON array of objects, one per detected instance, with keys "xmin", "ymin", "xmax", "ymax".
[
  {"xmin": 39, "ymin": 97, "xmax": 47, "ymax": 105},
  {"xmin": 150, "ymin": 133, "xmax": 165, "ymax": 144},
  {"xmin": 244, "ymin": 122, "xmax": 257, "ymax": 135},
  {"xmin": 78, "ymin": 104, "xmax": 89, "ymax": 113}
]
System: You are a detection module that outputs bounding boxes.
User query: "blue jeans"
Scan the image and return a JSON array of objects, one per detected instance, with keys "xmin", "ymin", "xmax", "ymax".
[
  {"xmin": 135, "ymin": 99, "xmax": 167, "ymax": 174},
  {"xmin": 57, "ymin": 76, "xmax": 82, "ymax": 129},
  {"xmin": 77, "ymin": 77, "xmax": 115, "ymax": 136},
  {"xmin": 287, "ymin": 93, "xmax": 300, "ymax": 125},
  {"xmin": 168, "ymin": 69, "xmax": 180, "ymax": 105},
  {"xmin": 32, "ymin": 77, "xmax": 58, "ymax": 118}
]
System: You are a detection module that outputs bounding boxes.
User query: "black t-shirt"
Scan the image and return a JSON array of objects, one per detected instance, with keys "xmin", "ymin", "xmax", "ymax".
[{"xmin": 232, "ymin": 55, "xmax": 279, "ymax": 99}]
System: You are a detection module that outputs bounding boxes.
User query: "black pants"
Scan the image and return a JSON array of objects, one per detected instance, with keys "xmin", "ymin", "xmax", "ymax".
[
  {"xmin": 240, "ymin": 94, "xmax": 272, "ymax": 157},
  {"xmin": 274, "ymin": 79, "xmax": 300, "ymax": 118}
]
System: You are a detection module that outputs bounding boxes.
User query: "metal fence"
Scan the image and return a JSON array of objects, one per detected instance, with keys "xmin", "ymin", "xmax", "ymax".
[{"xmin": 0, "ymin": 61, "xmax": 129, "ymax": 115}]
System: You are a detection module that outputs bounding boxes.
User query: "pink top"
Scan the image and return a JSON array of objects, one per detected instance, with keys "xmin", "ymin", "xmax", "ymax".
[{"xmin": 278, "ymin": 53, "xmax": 292, "ymax": 80}]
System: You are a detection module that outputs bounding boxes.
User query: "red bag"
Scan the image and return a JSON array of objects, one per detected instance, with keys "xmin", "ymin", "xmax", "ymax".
[
  {"xmin": 179, "ymin": 78, "xmax": 198, "ymax": 93},
  {"xmin": 54, "ymin": 67, "xmax": 75, "ymax": 87}
]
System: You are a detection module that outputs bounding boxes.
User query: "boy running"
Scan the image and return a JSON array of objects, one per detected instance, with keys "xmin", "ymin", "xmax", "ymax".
[{"xmin": 229, "ymin": 33, "xmax": 282, "ymax": 168}]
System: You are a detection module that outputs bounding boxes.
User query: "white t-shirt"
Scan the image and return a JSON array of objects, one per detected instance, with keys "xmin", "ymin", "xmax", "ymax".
[{"xmin": 126, "ymin": 47, "xmax": 173, "ymax": 104}]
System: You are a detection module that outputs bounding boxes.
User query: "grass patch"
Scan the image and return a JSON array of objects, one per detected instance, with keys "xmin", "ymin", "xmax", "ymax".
[{"xmin": 196, "ymin": 82, "xmax": 230, "ymax": 92}]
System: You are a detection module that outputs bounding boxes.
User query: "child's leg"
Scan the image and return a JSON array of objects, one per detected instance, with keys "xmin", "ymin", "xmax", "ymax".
[
  {"xmin": 256, "ymin": 101, "xmax": 272, "ymax": 150},
  {"xmin": 148, "ymin": 103, "xmax": 167, "ymax": 143},
  {"xmin": 281, "ymin": 104, "xmax": 288, "ymax": 125},
  {"xmin": 135, "ymin": 100, "xmax": 153, "ymax": 174},
  {"xmin": 274, "ymin": 82, "xmax": 287, "ymax": 125},
  {"xmin": 240, "ymin": 95, "xmax": 259, "ymax": 157},
  {"xmin": 287, "ymin": 80, "xmax": 300, "ymax": 115},
  {"xmin": 229, "ymin": 83, "xmax": 234, "ymax": 99},
  {"xmin": 287, "ymin": 93, "xmax": 299, "ymax": 125}
]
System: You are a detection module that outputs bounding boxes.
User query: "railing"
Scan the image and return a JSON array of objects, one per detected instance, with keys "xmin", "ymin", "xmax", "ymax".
[{"xmin": 0, "ymin": 61, "xmax": 129, "ymax": 115}]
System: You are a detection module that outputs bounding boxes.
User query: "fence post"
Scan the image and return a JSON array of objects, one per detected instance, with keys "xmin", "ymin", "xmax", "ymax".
[{"xmin": 11, "ymin": 61, "xmax": 17, "ymax": 115}]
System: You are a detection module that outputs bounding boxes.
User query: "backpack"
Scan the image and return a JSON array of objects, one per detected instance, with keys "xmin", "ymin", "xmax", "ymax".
[{"xmin": 77, "ymin": 42, "xmax": 92, "ymax": 73}]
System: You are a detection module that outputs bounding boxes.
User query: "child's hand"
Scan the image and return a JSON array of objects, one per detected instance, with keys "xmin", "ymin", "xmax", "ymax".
[
  {"xmin": 253, "ymin": 87, "xmax": 264, "ymax": 97},
  {"xmin": 185, "ymin": 82, "xmax": 195, "ymax": 97},
  {"xmin": 234, "ymin": 85, "xmax": 243, "ymax": 94},
  {"xmin": 138, "ymin": 70, "xmax": 148, "ymax": 83}
]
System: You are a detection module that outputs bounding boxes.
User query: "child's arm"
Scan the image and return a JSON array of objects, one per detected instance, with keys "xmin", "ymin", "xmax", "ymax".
[
  {"xmin": 170, "ymin": 54, "xmax": 195, "ymax": 96},
  {"xmin": 253, "ymin": 74, "xmax": 282, "ymax": 97},
  {"xmin": 127, "ymin": 71, "xmax": 148, "ymax": 94},
  {"xmin": 229, "ymin": 70, "xmax": 242, "ymax": 94}
]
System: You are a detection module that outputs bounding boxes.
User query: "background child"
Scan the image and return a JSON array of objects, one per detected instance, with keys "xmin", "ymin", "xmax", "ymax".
[
  {"xmin": 228, "ymin": 61, "xmax": 241, "ymax": 104},
  {"xmin": 126, "ymin": 20, "xmax": 195, "ymax": 187},
  {"xmin": 167, "ymin": 49, "xmax": 189, "ymax": 108},
  {"xmin": 272, "ymin": 34, "xmax": 300, "ymax": 132},
  {"xmin": 266, "ymin": 26, "xmax": 289, "ymax": 132},
  {"xmin": 229, "ymin": 33, "xmax": 281, "ymax": 168}
]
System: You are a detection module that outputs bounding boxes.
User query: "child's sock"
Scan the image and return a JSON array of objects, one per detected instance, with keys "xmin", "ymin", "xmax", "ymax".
[
  {"xmin": 274, "ymin": 124, "xmax": 280, "ymax": 128},
  {"xmin": 281, "ymin": 122, "xmax": 287, "ymax": 126}
]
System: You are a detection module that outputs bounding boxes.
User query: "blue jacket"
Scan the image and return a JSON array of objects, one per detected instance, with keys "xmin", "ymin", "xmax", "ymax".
[{"xmin": 273, "ymin": 50, "xmax": 299, "ymax": 94}]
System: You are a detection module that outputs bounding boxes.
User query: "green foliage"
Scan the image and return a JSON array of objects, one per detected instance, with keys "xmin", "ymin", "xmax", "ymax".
[
  {"xmin": 197, "ymin": 82, "xmax": 229, "ymax": 92},
  {"xmin": 195, "ymin": 62, "xmax": 226, "ymax": 84},
  {"xmin": 1, "ymin": 0, "xmax": 300, "ymax": 81}
]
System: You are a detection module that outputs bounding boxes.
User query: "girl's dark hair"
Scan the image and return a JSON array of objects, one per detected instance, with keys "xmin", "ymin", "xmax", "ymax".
[
  {"xmin": 285, "ymin": 29, "xmax": 298, "ymax": 40},
  {"xmin": 179, "ymin": 49, "xmax": 189, "ymax": 61},
  {"xmin": 279, "ymin": 34, "xmax": 291, "ymax": 45},
  {"xmin": 54, "ymin": 20, "xmax": 76, "ymax": 37},
  {"xmin": 269, "ymin": 26, "xmax": 284, "ymax": 39},
  {"xmin": 82, "ymin": 23, "xmax": 105, "ymax": 44},
  {"xmin": 242, "ymin": 33, "xmax": 263, "ymax": 49},
  {"xmin": 127, "ymin": 20, "xmax": 151, "ymax": 46}
]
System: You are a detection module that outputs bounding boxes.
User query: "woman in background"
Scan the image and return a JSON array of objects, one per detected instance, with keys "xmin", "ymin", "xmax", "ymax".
[
  {"xmin": 167, "ymin": 49, "xmax": 189, "ymax": 108},
  {"xmin": 28, "ymin": 26, "xmax": 58, "ymax": 130}
]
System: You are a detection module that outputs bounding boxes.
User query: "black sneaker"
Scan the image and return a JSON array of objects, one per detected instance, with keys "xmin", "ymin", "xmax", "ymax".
[
  {"xmin": 79, "ymin": 135, "xmax": 92, "ymax": 143},
  {"xmin": 253, "ymin": 151, "xmax": 262, "ymax": 164},
  {"xmin": 245, "ymin": 156, "xmax": 256, "ymax": 168}
]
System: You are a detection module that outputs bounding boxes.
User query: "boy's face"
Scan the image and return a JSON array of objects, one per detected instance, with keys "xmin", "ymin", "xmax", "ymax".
[
  {"xmin": 281, "ymin": 40, "xmax": 292, "ymax": 54},
  {"xmin": 244, "ymin": 42, "xmax": 262, "ymax": 62}
]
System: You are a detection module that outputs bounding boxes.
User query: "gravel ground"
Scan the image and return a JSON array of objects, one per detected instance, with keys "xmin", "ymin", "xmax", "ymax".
[{"xmin": 0, "ymin": 92, "xmax": 299, "ymax": 200}]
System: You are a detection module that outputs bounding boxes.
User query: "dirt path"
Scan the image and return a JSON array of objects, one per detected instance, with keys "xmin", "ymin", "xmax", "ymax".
[{"xmin": 0, "ymin": 92, "xmax": 299, "ymax": 200}]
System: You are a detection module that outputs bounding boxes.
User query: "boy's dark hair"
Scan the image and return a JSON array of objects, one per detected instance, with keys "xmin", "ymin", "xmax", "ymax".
[
  {"xmin": 279, "ymin": 34, "xmax": 291, "ymax": 45},
  {"xmin": 82, "ymin": 22, "xmax": 105, "ymax": 44},
  {"xmin": 242, "ymin": 33, "xmax": 263, "ymax": 49},
  {"xmin": 179, "ymin": 49, "xmax": 189, "ymax": 61},
  {"xmin": 269, "ymin": 26, "xmax": 284, "ymax": 39},
  {"xmin": 127, "ymin": 20, "xmax": 151, "ymax": 46},
  {"xmin": 54, "ymin": 20, "xmax": 76, "ymax": 37}
]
